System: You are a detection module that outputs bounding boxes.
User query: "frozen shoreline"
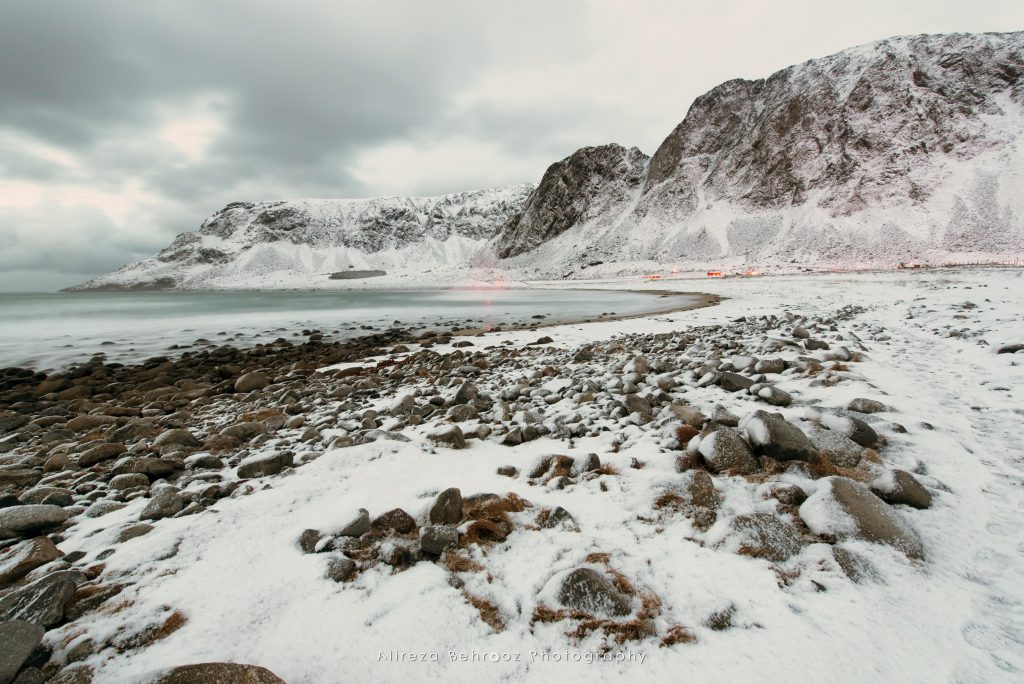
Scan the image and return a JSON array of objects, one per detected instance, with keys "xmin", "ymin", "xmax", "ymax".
[{"xmin": 1, "ymin": 267, "xmax": 1022, "ymax": 683}]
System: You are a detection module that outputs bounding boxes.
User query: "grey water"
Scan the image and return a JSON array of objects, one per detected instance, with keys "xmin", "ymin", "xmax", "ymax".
[{"xmin": 0, "ymin": 288, "xmax": 697, "ymax": 371}]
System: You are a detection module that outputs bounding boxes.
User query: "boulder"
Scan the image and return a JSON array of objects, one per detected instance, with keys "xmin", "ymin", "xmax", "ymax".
[
  {"xmin": 728, "ymin": 513, "xmax": 803, "ymax": 562},
  {"xmin": 541, "ymin": 507, "xmax": 578, "ymax": 531},
  {"xmin": 65, "ymin": 415, "xmax": 115, "ymax": 432},
  {"xmin": 140, "ymin": 487, "xmax": 185, "ymax": 521},
  {"xmin": 556, "ymin": 568, "xmax": 631, "ymax": 617},
  {"xmin": 847, "ymin": 398, "xmax": 888, "ymax": 414},
  {"xmin": 754, "ymin": 358, "xmax": 786, "ymax": 374},
  {"xmin": 0, "ymin": 620, "xmax": 45, "ymax": 684},
  {"xmin": 143, "ymin": 663, "xmax": 285, "ymax": 684},
  {"xmin": 153, "ymin": 429, "xmax": 200, "ymax": 448},
  {"xmin": 744, "ymin": 413, "xmax": 818, "ymax": 462},
  {"xmin": 109, "ymin": 473, "xmax": 150, "ymax": 490},
  {"xmin": 0, "ymin": 505, "xmax": 69, "ymax": 538},
  {"xmin": 338, "ymin": 509, "xmax": 370, "ymax": 537},
  {"xmin": 234, "ymin": 372, "xmax": 270, "ymax": 393},
  {"xmin": 428, "ymin": 488, "xmax": 463, "ymax": 525},
  {"xmin": 802, "ymin": 423, "xmax": 863, "ymax": 468},
  {"xmin": 872, "ymin": 470, "xmax": 932, "ymax": 509},
  {"xmin": 806, "ymin": 408, "xmax": 879, "ymax": 448},
  {"xmin": 754, "ymin": 385, "xmax": 792, "ymax": 407},
  {"xmin": 219, "ymin": 422, "xmax": 267, "ymax": 441},
  {"xmin": 0, "ymin": 537, "xmax": 62, "ymax": 587},
  {"xmin": 0, "ymin": 570, "xmax": 80, "ymax": 626},
  {"xmin": 800, "ymin": 477, "xmax": 924, "ymax": 559},
  {"xmin": 718, "ymin": 372, "xmax": 754, "ymax": 392},
  {"xmin": 419, "ymin": 525, "xmax": 458, "ymax": 555},
  {"xmin": 372, "ymin": 509, "xmax": 416, "ymax": 534},
  {"xmin": 236, "ymin": 452, "xmax": 293, "ymax": 479},
  {"xmin": 683, "ymin": 470, "xmax": 720, "ymax": 510},
  {"xmin": 77, "ymin": 442, "xmax": 127, "ymax": 467},
  {"xmin": 427, "ymin": 425, "xmax": 467, "ymax": 449},
  {"xmin": 697, "ymin": 428, "xmax": 759, "ymax": 474}
]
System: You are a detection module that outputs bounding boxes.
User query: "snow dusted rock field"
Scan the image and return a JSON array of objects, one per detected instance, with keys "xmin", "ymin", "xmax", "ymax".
[{"xmin": 1, "ymin": 267, "xmax": 1022, "ymax": 683}]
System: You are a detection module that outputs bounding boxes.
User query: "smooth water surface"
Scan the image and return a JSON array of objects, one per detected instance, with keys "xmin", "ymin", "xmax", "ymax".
[{"xmin": 0, "ymin": 288, "xmax": 698, "ymax": 370}]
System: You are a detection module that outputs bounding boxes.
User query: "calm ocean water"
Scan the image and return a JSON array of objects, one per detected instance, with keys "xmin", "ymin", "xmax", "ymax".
[{"xmin": 0, "ymin": 289, "xmax": 696, "ymax": 370}]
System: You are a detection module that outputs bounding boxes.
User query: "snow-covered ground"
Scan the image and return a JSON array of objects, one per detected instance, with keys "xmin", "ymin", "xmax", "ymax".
[{"xmin": 37, "ymin": 267, "xmax": 1024, "ymax": 683}]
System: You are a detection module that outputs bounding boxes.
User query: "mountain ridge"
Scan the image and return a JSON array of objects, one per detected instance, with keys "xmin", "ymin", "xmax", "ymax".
[{"xmin": 73, "ymin": 31, "xmax": 1024, "ymax": 290}]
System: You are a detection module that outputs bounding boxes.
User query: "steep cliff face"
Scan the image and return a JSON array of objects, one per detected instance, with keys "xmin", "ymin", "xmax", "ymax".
[
  {"xmin": 72, "ymin": 186, "xmax": 533, "ymax": 289},
  {"xmin": 495, "ymin": 144, "xmax": 649, "ymax": 258},
  {"xmin": 494, "ymin": 31, "xmax": 1024, "ymax": 271}
]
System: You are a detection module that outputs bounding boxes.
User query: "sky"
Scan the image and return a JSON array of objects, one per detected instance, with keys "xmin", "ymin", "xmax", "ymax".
[{"xmin": 1, "ymin": 1, "xmax": 1022, "ymax": 291}]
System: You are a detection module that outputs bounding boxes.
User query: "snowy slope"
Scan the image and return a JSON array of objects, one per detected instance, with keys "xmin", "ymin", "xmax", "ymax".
[
  {"xmin": 71, "ymin": 186, "xmax": 534, "ymax": 290},
  {"xmin": 493, "ymin": 32, "xmax": 1024, "ymax": 274},
  {"xmin": 43, "ymin": 267, "xmax": 1024, "ymax": 683}
]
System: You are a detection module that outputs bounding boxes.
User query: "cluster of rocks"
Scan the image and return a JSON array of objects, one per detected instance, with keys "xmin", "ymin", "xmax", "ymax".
[
  {"xmin": 0, "ymin": 301, "xmax": 945, "ymax": 669},
  {"xmin": 1, "ymin": 330, "xmax": 420, "ymax": 682}
]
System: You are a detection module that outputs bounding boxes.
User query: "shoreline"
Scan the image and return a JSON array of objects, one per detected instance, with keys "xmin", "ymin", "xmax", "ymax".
[
  {"xmin": 0, "ymin": 267, "xmax": 1019, "ymax": 682},
  {"xmin": 0, "ymin": 288, "xmax": 721, "ymax": 373}
]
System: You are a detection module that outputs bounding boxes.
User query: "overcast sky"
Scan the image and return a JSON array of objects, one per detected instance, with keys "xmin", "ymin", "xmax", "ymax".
[{"xmin": 1, "ymin": 1, "xmax": 1021, "ymax": 290}]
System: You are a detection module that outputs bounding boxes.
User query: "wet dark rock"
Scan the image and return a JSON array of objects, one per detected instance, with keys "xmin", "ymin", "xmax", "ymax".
[
  {"xmin": 372, "ymin": 509, "xmax": 416, "ymax": 534},
  {"xmin": 428, "ymin": 488, "xmax": 463, "ymax": 525}
]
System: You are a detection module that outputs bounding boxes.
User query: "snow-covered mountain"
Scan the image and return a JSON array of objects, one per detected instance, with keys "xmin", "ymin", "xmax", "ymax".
[
  {"xmin": 71, "ymin": 186, "xmax": 534, "ymax": 290},
  {"xmin": 491, "ymin": 31, "xmax": 1024, "ymax": 274},
  {"xmin": 75, "ymin": 31, "xmax": 1024, "ymax": 289}
]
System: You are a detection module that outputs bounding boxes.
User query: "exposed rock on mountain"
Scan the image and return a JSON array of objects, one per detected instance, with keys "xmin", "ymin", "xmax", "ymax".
[
  {"xmin": 495, "ymin": 144, "xmax": 648, "ymax": 258},
  {"xmin": 494, "ymin": 31, "xmax": 1024, "ymax": 272},
  {"xmin": 72, "ymin": 186, "xmax": 533, "ymax": 290}
]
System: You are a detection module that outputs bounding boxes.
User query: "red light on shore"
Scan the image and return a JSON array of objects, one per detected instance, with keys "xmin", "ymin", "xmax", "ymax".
[
  {"xmin": 643, "ymin": 273, "xmax": 663, "ymax": 280},
  {"xmin": 706, "ymin": 270, "xmax": 722, "ymax": 277}
]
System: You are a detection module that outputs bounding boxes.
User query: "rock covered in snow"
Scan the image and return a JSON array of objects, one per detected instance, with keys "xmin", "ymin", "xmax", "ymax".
[
  {"xmin": 800, "ymin": 477, "xmax": 924, "ymax": 559},
  {"xmin": 556, "ymin": 567, "xmax": 632, "ymax": 617}
]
